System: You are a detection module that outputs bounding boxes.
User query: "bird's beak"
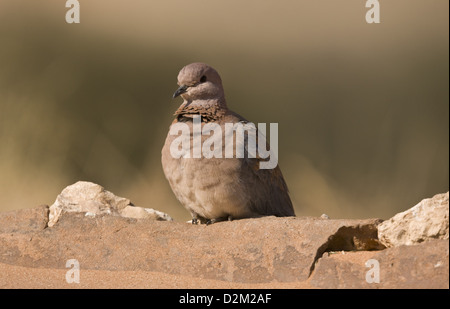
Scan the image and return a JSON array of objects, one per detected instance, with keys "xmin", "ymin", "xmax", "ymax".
[{"xmin": 173, "ymin": 85, "xmax": 188, "ymax": 98}]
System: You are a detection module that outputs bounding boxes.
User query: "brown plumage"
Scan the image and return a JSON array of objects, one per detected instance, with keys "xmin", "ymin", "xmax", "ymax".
[{"xmin": 161, "ymin": 63, "xmax": 295, "ymax": 224}]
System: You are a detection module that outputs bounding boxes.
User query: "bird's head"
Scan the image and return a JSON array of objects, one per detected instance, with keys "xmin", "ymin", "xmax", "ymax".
[{"xmin": 173, "ymin": 63, "xmax": 225, "ymax": 101}]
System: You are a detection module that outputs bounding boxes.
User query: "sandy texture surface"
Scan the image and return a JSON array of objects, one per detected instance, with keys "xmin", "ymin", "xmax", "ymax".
[
  {"xmin": 0, "ymin": 262, "xmax": 314, "ymax": 289},
  {"xmin": 1, "ymin": 250, "xmax": 382, "ymax": 289}
]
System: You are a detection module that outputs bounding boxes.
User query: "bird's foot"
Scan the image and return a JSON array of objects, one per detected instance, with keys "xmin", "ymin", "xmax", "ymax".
[
  {"xmin": 191, "ymin": 218, "xmax": 199, "ymax": 225},
  {"xmin": 206, "ymin": 215, "xmax": 233, "ymax": 225}
]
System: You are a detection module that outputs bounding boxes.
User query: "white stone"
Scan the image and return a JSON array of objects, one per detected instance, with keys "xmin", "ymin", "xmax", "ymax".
[
  {"xmin": 48, "ymin": 181, "xmax": 172, "ymax": 227},
  {"xmin": 119, "ymin": 205, "xmax": 173, "ymax": 221},
  {"xmin": 378, "ymin": 192, "xmax": 449, "ymax": 247}
]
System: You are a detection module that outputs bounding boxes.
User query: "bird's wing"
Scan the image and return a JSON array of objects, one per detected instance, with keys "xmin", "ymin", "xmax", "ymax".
[{"xmin": 223, "ymin": 111, "xmax": 295, "ymax": 217}]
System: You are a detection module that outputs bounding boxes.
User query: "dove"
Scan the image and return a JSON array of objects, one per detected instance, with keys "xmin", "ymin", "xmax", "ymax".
[{"xmin": 161, "ymin": 63, "xmax": 295, "ymax": 224}]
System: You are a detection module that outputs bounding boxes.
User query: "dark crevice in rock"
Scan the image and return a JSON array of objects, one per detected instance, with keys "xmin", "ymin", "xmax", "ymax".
[{"xmin": 308, "ymin": 221, "xmax": 386, "ymax": 277}]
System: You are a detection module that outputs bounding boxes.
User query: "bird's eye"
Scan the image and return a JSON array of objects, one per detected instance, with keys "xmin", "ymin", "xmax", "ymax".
[{"xmin": 200, "ymin": 75, "xmax": 207, "ymax": 83}]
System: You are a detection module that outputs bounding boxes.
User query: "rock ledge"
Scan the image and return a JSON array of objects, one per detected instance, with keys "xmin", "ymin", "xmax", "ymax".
[{"xmin": 0, "ymin": 183, "xmax": 448, "ymax": 289}]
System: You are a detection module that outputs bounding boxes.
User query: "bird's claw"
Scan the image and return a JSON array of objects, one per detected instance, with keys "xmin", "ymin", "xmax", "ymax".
[{"xmin": 206, "ymin": 216, "xmax": 233, "ymax": 225}]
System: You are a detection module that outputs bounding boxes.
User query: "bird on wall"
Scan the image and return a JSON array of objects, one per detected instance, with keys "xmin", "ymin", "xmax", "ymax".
[{"xmin": 161, "ymin": 63, "xmax": 295, "ymax": 224}]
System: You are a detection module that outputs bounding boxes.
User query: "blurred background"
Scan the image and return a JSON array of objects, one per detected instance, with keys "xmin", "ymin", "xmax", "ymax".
[{"xmin": 0, "ymin": 0, "xmax": 448, "ymax": 221}]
